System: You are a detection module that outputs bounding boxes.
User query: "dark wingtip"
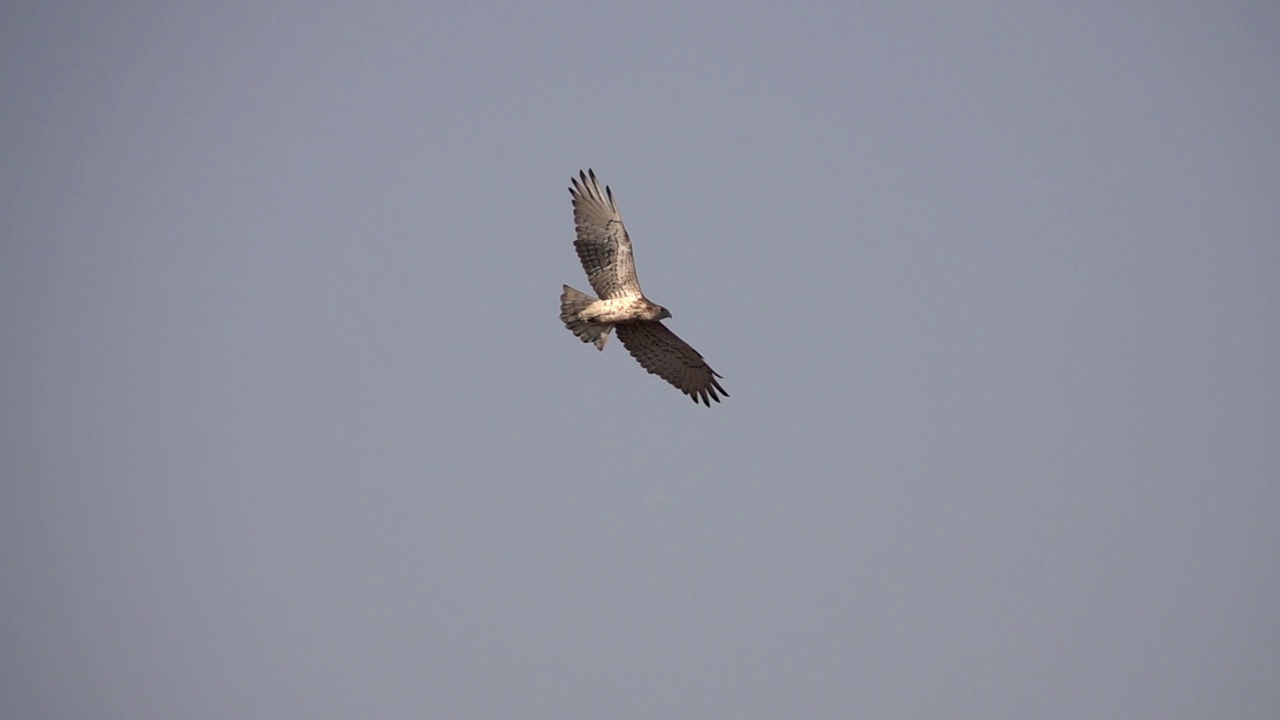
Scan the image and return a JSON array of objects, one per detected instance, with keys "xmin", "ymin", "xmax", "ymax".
[
  {"xmin": 567, "ymin": 168, "xmax": 612, "ymax": 205},
  {"xmin": 690, "ymin": 387, "xmax": 724, "ymax": 407}
]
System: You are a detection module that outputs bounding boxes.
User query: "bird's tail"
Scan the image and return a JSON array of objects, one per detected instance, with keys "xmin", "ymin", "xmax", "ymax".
[{"xmin": 560, "ymin": 285, "xmax": 611, "ymax": 350}]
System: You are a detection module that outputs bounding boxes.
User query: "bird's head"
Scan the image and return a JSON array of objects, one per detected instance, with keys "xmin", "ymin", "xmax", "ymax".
[{"xmin": 657, "ymin": 306, "xmax": 672, "ymax": 321}]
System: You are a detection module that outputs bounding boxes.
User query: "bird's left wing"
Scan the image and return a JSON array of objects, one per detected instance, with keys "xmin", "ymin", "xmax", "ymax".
[{"xmin": 615, "ymin": 322, "xmax": 728, "ymax": 406}]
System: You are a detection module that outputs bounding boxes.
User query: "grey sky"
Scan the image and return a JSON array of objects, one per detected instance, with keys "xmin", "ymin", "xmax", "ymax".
[{"xmin": 3, "ymin": 2, "xmax": 1278, "ymax": 718}]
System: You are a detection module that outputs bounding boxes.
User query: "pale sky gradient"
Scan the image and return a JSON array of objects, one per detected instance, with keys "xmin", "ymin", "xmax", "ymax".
[{"xmin": 3, "ymin": 3, "xmax": 1278, "ymax": 718}]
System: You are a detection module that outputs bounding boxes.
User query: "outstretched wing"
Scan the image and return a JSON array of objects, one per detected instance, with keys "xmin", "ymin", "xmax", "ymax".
[
  {"xmin": 615, "ymin": 322, "xmax": 728, "ymax": 406},
  {"xmin": 570, "ymin": 169, "xmax": 641, "ymax": 300}
]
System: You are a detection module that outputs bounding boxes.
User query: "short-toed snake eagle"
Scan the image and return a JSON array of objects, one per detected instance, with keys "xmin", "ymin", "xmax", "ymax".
[{"xmin": 559, "ymin": 170, "xmax": 728, "ymax": 406}]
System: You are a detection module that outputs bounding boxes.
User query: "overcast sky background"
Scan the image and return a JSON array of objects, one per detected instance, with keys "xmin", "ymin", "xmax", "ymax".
[{"xmin": 3, "ymin": 3, "xmax": 1278, "ymax": 718}]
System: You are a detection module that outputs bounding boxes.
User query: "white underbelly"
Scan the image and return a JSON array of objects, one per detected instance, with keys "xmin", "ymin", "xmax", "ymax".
[{"xmin": 584, "ymin": 297, "xmax": 646, "ymax": 323}]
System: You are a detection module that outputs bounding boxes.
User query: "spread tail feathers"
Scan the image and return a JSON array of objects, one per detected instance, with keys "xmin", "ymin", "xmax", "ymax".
[{"xmin": 560, "ymin": 285, "xmax": 611, "ymax": 350}]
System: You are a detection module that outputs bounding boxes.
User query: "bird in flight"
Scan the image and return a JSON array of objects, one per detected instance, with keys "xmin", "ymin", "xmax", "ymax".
[{"xmin": 559, "ymin": 169, "xmax": 728, "ymax": 406}]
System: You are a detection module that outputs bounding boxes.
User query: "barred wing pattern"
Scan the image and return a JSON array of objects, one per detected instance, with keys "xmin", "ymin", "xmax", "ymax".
[
  {"xmin": 570, "ymin": 170, "xmax": 641, "ymax": 300},
  {"xmin": 615, "ymin": 322, "xmax": 728, "ymax": 406}
]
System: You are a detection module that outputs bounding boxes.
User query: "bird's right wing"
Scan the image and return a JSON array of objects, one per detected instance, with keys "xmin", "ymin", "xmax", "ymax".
[{"xmin": 570, "ymin": 169, "xmax": 642, "ymax": 299}]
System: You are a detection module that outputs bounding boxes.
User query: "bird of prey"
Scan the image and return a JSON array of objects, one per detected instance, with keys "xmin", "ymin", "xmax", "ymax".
[{"xmin": 559, "ymin": 169, "xmax": 728, "ymax": 406}]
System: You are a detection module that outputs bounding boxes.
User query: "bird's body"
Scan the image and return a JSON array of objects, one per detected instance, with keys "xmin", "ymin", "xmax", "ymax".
[
  {"xmin": 575, "ymin": 296, "xmax": 669, "ymax": 324},
  {"xmin": 559, "ymin": 169, "xmax": 727, "ymax": 406}
]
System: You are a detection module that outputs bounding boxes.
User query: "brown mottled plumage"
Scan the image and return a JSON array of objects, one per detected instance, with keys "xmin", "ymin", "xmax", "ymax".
[{"xmin": 559, "ymin": 170, "xmax": 727, "ymax": 406}]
